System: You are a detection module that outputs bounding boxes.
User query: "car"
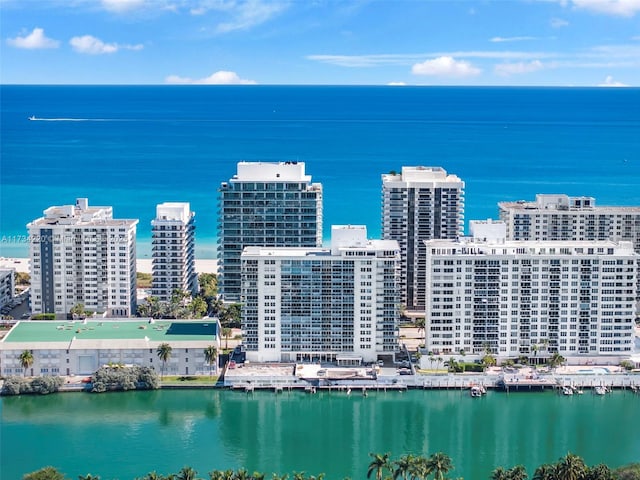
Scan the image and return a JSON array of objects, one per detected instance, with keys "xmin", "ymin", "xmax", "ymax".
[
  {"xmin": 398, "ymin": 368, "xmax": 412, "ymax": 375},
  {"xmin": 377, "ymin": 360, "xmax": 384, "ymax": 367}
]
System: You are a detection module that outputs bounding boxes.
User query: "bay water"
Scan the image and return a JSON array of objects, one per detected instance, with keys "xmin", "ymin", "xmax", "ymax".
[{"xmin": 1, "ymin": 389, "xmax": 639, "ymax": 479}]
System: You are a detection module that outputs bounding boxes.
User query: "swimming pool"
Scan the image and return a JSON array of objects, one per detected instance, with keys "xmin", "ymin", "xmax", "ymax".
[{"xmin": 577, "ymin": 367, "xmax": 610, "ymax": 374}]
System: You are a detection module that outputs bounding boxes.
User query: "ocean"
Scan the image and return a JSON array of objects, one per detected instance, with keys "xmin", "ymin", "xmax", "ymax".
[{"xmin": 1, "ymin": 85, "xmax": 639, "ymax": 259}]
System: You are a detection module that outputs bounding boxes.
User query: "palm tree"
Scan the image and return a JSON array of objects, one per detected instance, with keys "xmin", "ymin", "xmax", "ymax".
[
  {"xmin": 204, "ymin": 345, "xmax": 218, "ymax": 377},
  {"xmin": 556, "ymin": 453, "xmax": 586, "ymax": 480},
  {"xmin": 532, "ymin": 464, "xmax": 557, "ymax": 480},
  {"xmin": 459, "ymin": 348, "xmax": 466, "ymax": 373},
  {"xmin": 428, "ymin": 352, "xmax": 435, "ymax": 370},
  {"xmin": 491, "ymin": 467, "xmax": 509, "ymax": 480},
  {"xmin": 508, "ymin": 466, "xmax": 528, "ymax": 480},
  {"xmin": 222, "ymin": 327, "xmax": 232, "ymax": 350},
  {"xmin": 424, "ymin": 452, "xmax": 453, "ymax": 480},
  {"xmin": 19, "ymin": 349, "xmax": 34, "ymax": 377},
  {"xmin": 78, "ymin": 475, "xmax": 101, "ymax": 480},
  {"xmin": 156, "ymin": 343, "xmax": 172, "ymax": 379},
  {"xmin": 547, "ymin": 352, "xmax": 566, "ymax": 371},
  {"xmin": 585, "ymin": 464, "xmax": 614, "ymax": 480},
  {"xmin": 414, "ymin": 317, "xmax": 426, "ymax": 347},
  {"xmin": 367, "ymin": 453, "xmax": 391, "ymax": 480},
  {"xmin": 436, "ymin": 356, "xmax": 443, "ymax": 371},
  {"xmin": 234, "ymin": 469, "xmax": 250, "ymax": 480},
  {"xmin": 393, "ymin": 454, "xmax": 414, "ymax": 480},
  {"xmin": 176, "ymin": 466, "xmax": 198, "ymax": 480}
]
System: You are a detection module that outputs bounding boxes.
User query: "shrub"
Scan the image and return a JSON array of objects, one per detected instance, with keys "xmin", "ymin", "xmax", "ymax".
[
  {"xmin": 1, "ymin": 376, "xmax": 63, "ymax": 395},
  {"xmin": 31, "ymin": 313, "xmax": 56, "ymax": 320},
  {"xmin": 90, "ymin": 365, "xmax": 159, "ymax": 393}
]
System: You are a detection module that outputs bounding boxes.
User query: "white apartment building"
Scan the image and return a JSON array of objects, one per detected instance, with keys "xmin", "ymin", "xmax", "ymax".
[
  {"xmin": 28, "ymin": 198, "xmax": 138, "ymax": 318},
  {"xmin": 499, "ymin": 194, "xmax": 640, "ymax": 249},
  {"xmin": 151, "ymin": 202, "xmax": 197, "ymax": 302},
  {"xmin": 218, "ymin": 161, "xmax": 323, "ymax": 302},
  {"xmin": 382, "ymin": 166, "xmax": 464, "ymax": 310},
  {"xmin": 0, "ymin": 268, "xmax": 15, "ymax": 310},
  {"xmin": 241, "ymin": 226, "xmax": 400, "ymax": 364},
  {"xmin": 424, "ymin": 220, "xmax": 637, "ymax": 361}
]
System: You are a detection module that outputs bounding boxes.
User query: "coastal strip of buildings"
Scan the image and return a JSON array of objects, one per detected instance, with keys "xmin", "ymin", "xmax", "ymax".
[{"xmin": 1, "ymin": 162, "xmax": 639, "ymax": 377}]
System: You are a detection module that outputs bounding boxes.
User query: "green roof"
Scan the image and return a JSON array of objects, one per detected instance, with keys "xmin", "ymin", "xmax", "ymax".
[{"xmin": 3, "ymin": 320, "xmax": 218, "ymax": 343}]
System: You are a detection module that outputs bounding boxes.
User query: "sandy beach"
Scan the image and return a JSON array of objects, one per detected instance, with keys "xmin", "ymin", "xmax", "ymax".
[{"xmin": 0, "ymin": 257, "xmax": 218, "ymax": 275}]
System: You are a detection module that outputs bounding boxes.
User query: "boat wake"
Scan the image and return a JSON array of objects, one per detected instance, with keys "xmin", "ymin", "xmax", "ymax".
[{"xmin": 29, "ymin": 116, "xmax": 120, "ymax": 122}]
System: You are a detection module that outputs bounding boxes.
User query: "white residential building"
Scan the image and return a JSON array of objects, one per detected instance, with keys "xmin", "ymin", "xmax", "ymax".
[
  {"xmin": 424, "ymin": 220, "xmax": 637, "ymax": 361},
  {"xmin": 499, "ymin": 194, "xmax": 640, "ymax": 299},
  {"xmin": 381, "ymin": 166, "xmax": 464, "ymax": 310},
  {"xmin": 0, "ymin": 268, "xmax": 15, "ymax": 310},
  {"xmin": 151, "ymin": 202, "xmax": 197, "ymax": 302},
  {"xmin": 27, "ymin": 198, "xmax": 138, "ymax": 318},
  {"xmin": 218, "ymin": 161, "xmax": 323, "ymax": 302},
  {"xmin": 241, "ymin": 226, "xmax": 400, "ymax": 363}
]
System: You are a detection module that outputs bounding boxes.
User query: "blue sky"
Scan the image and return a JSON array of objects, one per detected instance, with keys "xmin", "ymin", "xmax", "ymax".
[{"xmin": 1, "ymin": 0, "xmax": 639, "ymax": 86}]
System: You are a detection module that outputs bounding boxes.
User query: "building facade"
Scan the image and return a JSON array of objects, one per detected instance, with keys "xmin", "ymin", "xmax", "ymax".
[
  {"xmin": 0, "ymin": 319, "xmax": 220, "ymax": 377},
  {"xmin": 151, "ymin": 202, "xmax": 197, "ymax": 302},
  {"xmin": 424, "ymin": 221, "xmax": 637, "ymax": 360},
  {"xmin": 27, "ymin": 198, "xmax": 138, "ymax": 318},
  {"xmin": 218, "ymin": 162, "xmax": 323, "ymax": 301},
  {"xmin": 0, "ymin": 268, "xmax": 15, "ymax": 310},
  {"xmin": 381, "ymin": 166, "xmax": 464, "ymax": 310},
  {"xmin": 241, "ymin": 226, "xmax": 400, "ymax": 363}
]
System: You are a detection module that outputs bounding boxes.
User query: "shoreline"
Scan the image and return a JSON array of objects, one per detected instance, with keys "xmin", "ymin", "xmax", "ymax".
[{"xmin": 0, "ymin": 257, "xmax": 218, "ymax": 275}]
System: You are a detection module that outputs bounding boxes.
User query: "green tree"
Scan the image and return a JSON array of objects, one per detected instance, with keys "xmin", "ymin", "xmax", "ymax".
[
  {"xmin": 482, "ymin": 353, "xmax": 497, "ymax": 371},
  {"xmin": 615, "ymin": 463, "xmax": 640, "ymax": 480},
  {"xmin": 176, "ymin": 466, "xmax": 199, "ymax": 480},
  {"xmin": 189, "ymin": 296, "xmax": 208, "ymax": 319},
  {"xmin": 70, "ymin": 303, "xmax": 87, "ymax": 319},
  {"xmin": 491, "ymin": 467, "xmax": 509, "ymax": 480},
  {"xmin": 393, "ymin": 454, "xmax": 414, "ymax": 480},
  {"xmin": 78, "ymin": 475, "xmax": 100, "ymax": 480},
  {"xmin": 367, "ymin": 453, "xmax": 392, "ymax": 480},
  {"xmin": 424, "ymin": 452, "xmax": 453, "ymax": 480},
  {"xmin": 532, "ymin": 464, "xmax": 557, "ymax": 480},
  {"xmin": 459, "ymin": 349, "xmax": 466, "ymax": 373},
  {"xmin": 414, "ymin": 317, "xmax": 426, "ymax": 346},
  {"xmin": 507, "ymin": 466, "xmax": 528, "ymax": 480},
  {"xmin": 222, "ymin": 327, "xmax": 232, "ymax": 350},
  {"xmin": 547, "ymin": 352, "xmax": 566, "ymax": 370},
  {"xmin": 204, "ymin": 345, "xmax": 218, "ymax": 377},
  {"xmin": 556, "ymin": 453, "xmax": 587, "ymax": 480},
  {"xmin": 19, "ymin": 349, "xmax": 34, "ymax": 377},
  {"xmin": 157, "ymin": 343, "xmax": 172, "ymax": 379},
  {"xmin": 586, "ymin": 464, "xmax": 615, "ymax": 480},
  {"xmin": 23, "ymin": 467, "xmax": 67, "ymax": 480}
]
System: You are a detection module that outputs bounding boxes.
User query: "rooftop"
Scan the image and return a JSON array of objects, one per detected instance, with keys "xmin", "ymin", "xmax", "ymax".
[{"xmin": 2, "ymin": 319, "xmax": 217, "ymax": 344}]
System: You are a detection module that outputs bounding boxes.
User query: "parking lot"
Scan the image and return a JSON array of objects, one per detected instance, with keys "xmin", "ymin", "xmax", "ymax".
[{"xmin": 1, "ymin": 291, "xmax": 29, "ymax": 319}]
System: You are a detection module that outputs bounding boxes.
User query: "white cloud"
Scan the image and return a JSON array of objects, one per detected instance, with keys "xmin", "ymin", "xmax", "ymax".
[
  {"xmin": 550, "ymin": 17, "xmax": 570, "ymax": 27},
  {"xmin": 70, "ymin": 35, "xmax": 143, "ymax": 54},
  {"xmin": 411, "ymin": 56, "xmax": 481, "ymax": 77},
  {"xmin": 165, "ymin": 70, "xmax": 257, "ymax": 85},
  {"xmin": 387, "ymin": 82, "xmax": 406, "ymax": 86},
  {"xmin": 6, "ymin": 28, "xmax": 59, "ymax": 49},
  {"xmin": 566, "ymin": 0, "xmax": 640, "ymax": 17},
  {"xmin": 490, "ymin": 36, "xmax": 537, "ymax": 43},
  {"xmin": 101, "ymin": 0, "xmax": 146, "ymax": 12},
  {"xmin": 495, "ymin": 60, "xmax": 544, "ymax": 75},
  {"xmin": 308, "ymin": 51, "xmax": 555, "ymax": 68},
  {"xmin": 191, "ymin": 0, "xmax": 289, "ymax": 33},
  {"xmin": 598, "ymin": 75, "xmax": 629, "ymax": 86}
]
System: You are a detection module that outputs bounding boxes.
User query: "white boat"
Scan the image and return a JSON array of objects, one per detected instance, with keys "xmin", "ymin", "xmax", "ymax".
[
  {"xmin": 470, "ymin": 386, "xmax": 483, "ymax": 397},
  {"xmin": 29, "ymin": 115, "xmax": 36, "ymax": 120},
  {"xmin": 562, "ymin": 386, "xmax": 574, "ymax": 396},
  {"xmin": 594, "ymin": 386, "xmax": 608, "ymax": 395}
]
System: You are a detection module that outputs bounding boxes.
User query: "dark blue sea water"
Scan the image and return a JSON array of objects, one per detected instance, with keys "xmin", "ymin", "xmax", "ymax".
[{"xmin": 1, "ymin": 85, "xmax": 639, "ymax": 259}]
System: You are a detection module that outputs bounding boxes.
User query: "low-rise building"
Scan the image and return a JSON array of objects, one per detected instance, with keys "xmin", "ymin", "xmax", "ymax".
[{"xmin": 0, "ymin": 319, "xmax": 220, "ymax": 377}]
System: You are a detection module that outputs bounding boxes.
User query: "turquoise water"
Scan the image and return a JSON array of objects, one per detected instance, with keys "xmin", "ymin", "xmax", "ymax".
[
  {"xmin": 2, "ymin": 389, "xmax": 639, "ymax": 479},
  {"xmin": 2, "ymin": 86, "xmax": 639, "ymax": 258}
]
